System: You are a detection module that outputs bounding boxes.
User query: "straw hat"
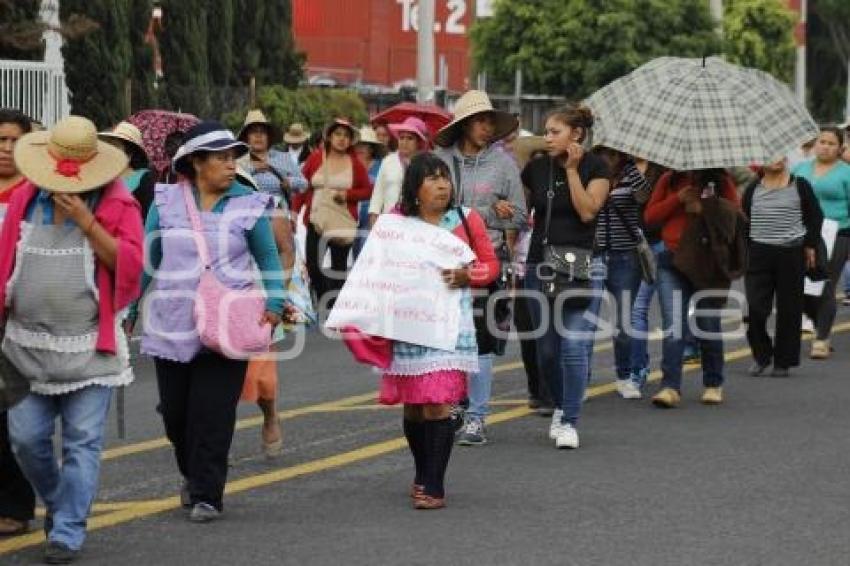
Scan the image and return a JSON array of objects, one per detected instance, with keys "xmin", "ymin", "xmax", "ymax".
[
  {"xmin": 15, "ymin": 115, "xmax": 128, "ymax": 193},
  {"xmin": 513, "ymin": 135, "xmax": 548, "ymax": 169},
  {"xmin": 388, "ymin": 117, "xmax": 430, "ymax": 144},
  {"xmin": 98, "ymin": 121, "xmax": 149, "ymax": 168},
  {"xmin": 284, "ymin": 123, "xmax": 309, "ymax": 145},
  {"xmin": 324, "ymin": 118, "xmax": 359, "ymax": 144},
  {"xmin": 356, "ymin": 125, "xmax": 382, "ymax": 146},
  {"xmin": 238, "ymin": 109, "xmax": 281, "ymax": 145},
  {"xmin": 173, "ymin": 121, "xmax": 249, "ymax": 175},
  {"xmin": 435, "ymin": 90, "xmax": 518, "ymax": 147}
]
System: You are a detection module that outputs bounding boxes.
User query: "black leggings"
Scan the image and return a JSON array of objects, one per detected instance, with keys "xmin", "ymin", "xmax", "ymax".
[{"xmin": 305, "ymin": 223, "xmax": 351, "ymax": 306}]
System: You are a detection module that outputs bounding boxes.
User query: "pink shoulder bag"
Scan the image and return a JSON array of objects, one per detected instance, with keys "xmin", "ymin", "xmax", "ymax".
[{"xmin": 182, "ymin": 184, "xmax": 272, "ymax": 357}]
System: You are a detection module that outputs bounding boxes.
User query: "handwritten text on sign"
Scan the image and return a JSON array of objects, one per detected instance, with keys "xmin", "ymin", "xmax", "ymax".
[{"xmin": 325, "ymin": 214, "xmax": 475, "ymax": 351}]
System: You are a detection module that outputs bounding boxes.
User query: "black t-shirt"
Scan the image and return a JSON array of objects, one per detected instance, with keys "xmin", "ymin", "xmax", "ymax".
[{"xmin": 521, "ymin": 153, "xmax": 610, "ymax": 263}]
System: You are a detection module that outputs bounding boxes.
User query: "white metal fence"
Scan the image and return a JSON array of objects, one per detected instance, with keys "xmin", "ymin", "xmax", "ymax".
[{"xmin": 0, "ymin": 59, "xmax": 69, "ymax": 128}]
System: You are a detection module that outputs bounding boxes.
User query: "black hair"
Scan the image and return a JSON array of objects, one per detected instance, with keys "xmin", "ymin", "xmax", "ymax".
[
  {"xmin": 356, "ymin": 141, "xmax": 388, "ymax": 161},
  {"xmin": 323, "ymin": 122, "xmax": 355, "ymax": 153},
  {"xmin": 0, "ymin": 108, "xmax": 33, "ymax": 134},
  {"xmin": 399, "ymin": 152, "xmax": 454, "ymax": 217},
  {"xmin": 820, "ymin": 126, "xmax": 845, "ymax": 146},
  {"xmin": 175, "ymin": 150, "xmax": 210, "ymax": 179},
  {"xmin": 545, "ymin": 103, "xmax": 594, "ymax": 143},
  {"xmin": 123, "ymin": 140, "xmax": 149, "ymax": 170}
]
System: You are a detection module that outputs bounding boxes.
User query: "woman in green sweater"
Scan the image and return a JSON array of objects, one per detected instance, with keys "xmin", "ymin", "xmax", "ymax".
[{"xmin": 792, "ymin": 126, "xmax": 850, "ymax": 359}]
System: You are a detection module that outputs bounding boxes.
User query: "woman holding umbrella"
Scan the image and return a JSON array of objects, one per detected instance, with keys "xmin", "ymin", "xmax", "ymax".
[
  {"xmin": 792, "ymin": 126, "xmax": 850, "ymax": 359},
  {"xmin": 367, "ymin": 117, "xmax": 431, "ymax": 225}
]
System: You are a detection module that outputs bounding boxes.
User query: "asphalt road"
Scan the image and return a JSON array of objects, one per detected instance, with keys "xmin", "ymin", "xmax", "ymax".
[{"xmin": 3, "ymin": 303, "xmax": 850, "ymax": 566}]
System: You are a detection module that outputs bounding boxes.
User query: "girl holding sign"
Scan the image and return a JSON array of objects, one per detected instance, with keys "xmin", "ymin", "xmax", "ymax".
[{"xmin": 368, "ymin": 153, "xmax": 498, "ymax": 509}]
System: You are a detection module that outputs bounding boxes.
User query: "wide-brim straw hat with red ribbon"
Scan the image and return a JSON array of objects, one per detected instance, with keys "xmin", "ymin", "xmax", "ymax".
[{"xmin": 15, "ymin": 115, "xmax": 128, "ymax": 193}]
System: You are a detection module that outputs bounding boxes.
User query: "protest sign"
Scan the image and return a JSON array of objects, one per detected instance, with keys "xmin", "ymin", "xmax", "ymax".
[{"xmin": 325, "ymin": 213, "xmax": 475, "ymax": 350}]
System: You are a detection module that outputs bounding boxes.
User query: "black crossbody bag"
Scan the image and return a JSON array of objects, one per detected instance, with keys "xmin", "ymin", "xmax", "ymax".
[{"xmin": 538, "ymin": 162, "xmax": 594, "ymax": 306}]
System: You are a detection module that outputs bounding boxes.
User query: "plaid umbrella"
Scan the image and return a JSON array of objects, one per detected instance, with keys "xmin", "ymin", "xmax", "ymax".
[
  {"xmin": 586, "ymin": 57, "xmax": 819, "ymax": 170},
  {"xmin": 127, "ymin": 110, "xmax": 200, "ymax": 175}
]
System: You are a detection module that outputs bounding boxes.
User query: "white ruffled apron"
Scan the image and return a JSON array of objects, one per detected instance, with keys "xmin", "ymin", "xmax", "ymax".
[{"xmin": 2, "ymin": 206, "xmax": 131, "ymax": 394}]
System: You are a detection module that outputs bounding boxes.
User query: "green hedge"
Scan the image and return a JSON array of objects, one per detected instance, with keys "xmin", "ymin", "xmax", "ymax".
[{"xmin": 223, "ymin": 86, "xmax": 368, "ymax": 137}]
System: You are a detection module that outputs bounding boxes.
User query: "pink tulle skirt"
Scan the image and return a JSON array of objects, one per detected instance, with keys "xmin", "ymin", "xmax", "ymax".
[{"xmin": 378, "ymin": 370, "xmax": 467, "ymax": 405}]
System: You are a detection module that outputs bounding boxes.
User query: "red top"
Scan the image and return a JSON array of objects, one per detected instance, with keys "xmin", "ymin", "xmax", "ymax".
[
  {"xmin": 644, "ymin": 171, "xmax": 740, "ymax": 252},
  {"xmin": 447, "ymin": 208, "xmax": 500, "ymax": 288},
  {"xmin": 293, "ymin": 148, "xmax": 372, "ymax": 228},
  {"xmin": 0, "ymin": 177, "xmax": 27, "ymax": 204}
]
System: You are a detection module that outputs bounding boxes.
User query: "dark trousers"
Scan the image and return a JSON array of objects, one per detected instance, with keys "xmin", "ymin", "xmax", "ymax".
[
  {"xmin": 305, "ymin": 223, "xmax": 351, "ymax": 305},
  {"xmin": 514, "ymin": 281, "xmax": 550, "ymax": 404},
  {"xmin": 805, "ymin": 235, "xmax": 850, "ymax": 340},
  {"xmin": 746, "ymin": 242, "xmax": 805, "ymax": 369},
  {"xmin": 154, "ymin": 352, "xmax": 247, "ymax": 511},
  {"xmin": 0, "ymin": 412, "xmax": 35, "ymax": 521}
]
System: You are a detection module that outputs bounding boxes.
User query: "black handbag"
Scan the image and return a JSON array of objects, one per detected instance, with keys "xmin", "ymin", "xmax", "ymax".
[
  {"xmin": 606, "ymin": 199, "xmax": 658, "ymax": 284},
  {"xmin": 539, "ymin": 163, "xmax": 594, "ymax": 306}
]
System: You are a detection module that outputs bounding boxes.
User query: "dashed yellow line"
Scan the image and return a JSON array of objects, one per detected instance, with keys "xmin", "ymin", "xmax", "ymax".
[{"xmin": 4, "ymin": 324, "xmax": 845, "ymax": 556}]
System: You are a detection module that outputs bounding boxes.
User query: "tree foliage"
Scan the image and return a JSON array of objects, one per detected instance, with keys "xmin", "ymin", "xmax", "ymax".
[
  {"xmin": 723, "ymin": 0, "xmax": 796, "ymax": 83},
  {"xmin": 809, "ymin": 0, "xmax": 850, "ymax": 121},
  {"xmin": 60, "ymin": 0, "xmax": 132, "ymax": 128},
  {"xmin": 128, "ymin": 0, "xmax": 156, "ymax": 112},
  {"xmin": 0, "ymin": 0, "xmax": 44, "ymax": 60},
  {"xmin": 207, "ymin": 0, "xmax": 234, "ymax": 87},
  {"xmin": 158, "ymin": 0, "xmax": 211, "ymax": 116},
  {"xmin": 230, "ymin": 0, "xmax": 303, "ymax": 88},
  {"xmin": 471, "ymin": 0, "xmax": 721, "ymax": 99},
  {"xmin": 256, "ymin": 0, "xmax": 304, "ymax": 88},
  {"xmin": 222, "ymin": 87, "xmax": 367, "ymax": 136}
]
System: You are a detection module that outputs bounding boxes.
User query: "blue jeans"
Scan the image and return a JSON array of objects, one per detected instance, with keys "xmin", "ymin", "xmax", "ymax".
[
  {"xmin": 8, "ymin": 385, "xmax": 112, "ymax": 550},
  {"xmin": 352, "ymin": 200, "xmax": 370, "ymax": 260},
  {"xmin": 596, "ymin": 250, "xmax": 643, "ymax": 380},
  {"xmin": 466, "ymin": 354, "xmax": 493, "ymax": 422},
  {"xmin": 629, "ymin": 241, "xmax": 665, "ymax": 383},
  {"xmin": 656, "ymin": 250, "xmax": 724, "ymax": 392},
  {"xmin": 525, "ymin": 266, "xmax": 597, "ymax": 426}
]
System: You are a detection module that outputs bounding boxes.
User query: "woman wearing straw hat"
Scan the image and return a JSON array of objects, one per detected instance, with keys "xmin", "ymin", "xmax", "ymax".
[
  {"xmin": 434, "ymin": 90, "xmax": 527, "ymax": 446},
  {"xmin": 98, "ymin": 121, "xmax": 155, "ymax": 219},
  {"xmin": 237, "ymin": 109, "xmax": 307, "ymax": 211},
  {"xmin": 283, "ymin": 122, "xmax": 312, "ymax": 166},
  {"xmin": 292, "ymin": 118, "xmax": 371, "ymax": 305},
  {"xmin": 352, "ymin": 125, "xmax": 386, "ymax": 259},
  {"xmin": 367, "ymin": 116, "xmax": 430, "ymax": 226},
  {"xmin": 0, "ymin": 115, "xmax": 144, "ymax": 562},
  {"xmin": 0, "ymin": 108, "xmax": 36, "ymax": 539},
  {"xmin": 138, "ymin": 121, "xmax": 284, "ymax": 523}
]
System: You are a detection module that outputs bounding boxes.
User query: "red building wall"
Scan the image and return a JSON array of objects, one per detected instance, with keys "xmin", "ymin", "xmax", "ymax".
[{"xmin": 293, "ymin": 0, "xmax": 473, "ymax": 91}]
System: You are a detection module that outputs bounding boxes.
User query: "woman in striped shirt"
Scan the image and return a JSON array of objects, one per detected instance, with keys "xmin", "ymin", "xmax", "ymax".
[
  {"xmin": 591, "ymin": 149, "xmax": 652, "ymax": 399},
  {"xmin": 743, "ymin": 157, "xmax": 822, "ymax": 377}
]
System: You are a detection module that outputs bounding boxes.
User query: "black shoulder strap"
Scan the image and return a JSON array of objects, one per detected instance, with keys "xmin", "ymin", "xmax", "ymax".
[
  {"xmin": 451, "ymin": 155, "xmax": 463, "ymax": 204},
  {"xmin": 542, "ymin": 160, "xmax": 555, "ymax": 245},
  {"xmin": 607, "ymin": 198, "xmax": 640, "ymax": 243}
]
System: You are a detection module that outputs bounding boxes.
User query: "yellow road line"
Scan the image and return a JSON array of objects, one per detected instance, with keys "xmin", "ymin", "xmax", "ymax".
[{"xmin": 7, "ymin": 324, "xmax": 830, "ymax": 557}]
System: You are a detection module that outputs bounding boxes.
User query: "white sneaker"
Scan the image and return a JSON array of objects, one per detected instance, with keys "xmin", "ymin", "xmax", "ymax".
[
  {"xmin": 801, "ymin": 316, "xmax": 814, "ymax": 334},
  {"xmin": 616, "ymin": 379, "xmax": 642, "ymax": 400},
  {"xmin": 548, "ymin": 409, "xmax": 564, "ymax": 439},
  {"xmin": 555, "ymin": 423, "xmax": 580, "ymax": 449}
]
